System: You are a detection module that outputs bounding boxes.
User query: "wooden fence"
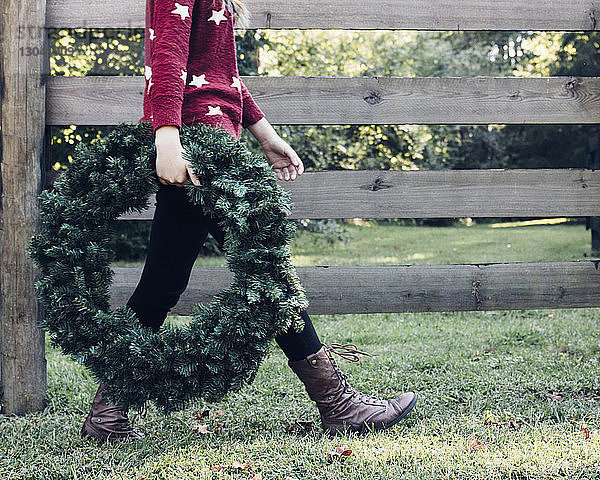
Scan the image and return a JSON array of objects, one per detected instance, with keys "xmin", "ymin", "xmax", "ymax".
[{"xmin": 1, "ymin": 0, "xmax": 599, "ymax": 414}]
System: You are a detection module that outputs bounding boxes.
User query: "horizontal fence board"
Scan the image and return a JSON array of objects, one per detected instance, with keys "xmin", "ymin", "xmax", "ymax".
[
  {"xmin": 45, "ymin": 169, "xmax": 600, "ymax": 219},
  {"xmin": 110, "ymin": 261, "xmax": 600, "ymax": 314},
  {"xmin": 46, "ymin": 0, "xmax": 600, "ymax": 30},
  {"xmin": 46, "ymin": 76, "xmax": 600, "ymax": 126}
]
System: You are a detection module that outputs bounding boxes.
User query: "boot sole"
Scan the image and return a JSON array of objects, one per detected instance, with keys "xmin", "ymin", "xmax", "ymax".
[{"xmin": 323, "ymin": 392, "xmax": 418, "ymax": 435}]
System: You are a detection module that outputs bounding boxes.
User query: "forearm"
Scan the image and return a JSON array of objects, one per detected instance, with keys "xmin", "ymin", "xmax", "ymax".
[
  {"xmin": 247, "ymin": 117, "xmax": 279, "ymax": 145},
  {"xmin": 147, "ymin": 0, "xmax": 194, "ymax": 135}
]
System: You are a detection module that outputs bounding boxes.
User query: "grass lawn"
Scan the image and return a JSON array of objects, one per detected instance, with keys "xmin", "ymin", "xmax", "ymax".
[
  {"xmin": 4, "ymin": 222, "xmax": 600, "ymax": 479},
  {"xmin": 114, "ymin": 220, "xmax": 599, "ymax": 268}
]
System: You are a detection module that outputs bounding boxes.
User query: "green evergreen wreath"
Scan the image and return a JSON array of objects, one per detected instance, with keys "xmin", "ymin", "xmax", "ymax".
[{"xmin": 27, "ymin": 120, "xmax": 308, "ymax": 413}]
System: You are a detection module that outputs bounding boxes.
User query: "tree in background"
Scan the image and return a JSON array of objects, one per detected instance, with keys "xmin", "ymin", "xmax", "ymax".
[
  {"xmin": 499, "ymin": 32, "xmax": 600, "ymax": 170},
  {"xmin": 259, "ymin": 29, "xmax": 599, "ymax": 171}
]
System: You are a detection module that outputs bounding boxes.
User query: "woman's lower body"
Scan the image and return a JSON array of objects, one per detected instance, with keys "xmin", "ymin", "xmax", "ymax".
[{"xmin": 81, "ymin": 182, "xmax": 417, "ymax": 443}]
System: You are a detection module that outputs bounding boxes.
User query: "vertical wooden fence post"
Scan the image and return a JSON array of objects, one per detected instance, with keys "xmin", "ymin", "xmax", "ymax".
[
  {"xmin": 0, "ymin": 0, "xmax": 48, "ymax": 414},
  {"xmin": 586, "ymin": 135, "xmax": 600, "ymax": 253}
]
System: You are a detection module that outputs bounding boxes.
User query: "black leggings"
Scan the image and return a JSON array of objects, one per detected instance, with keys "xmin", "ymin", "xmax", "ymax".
[{"xmin": 126, "ymin": 182, "xmax": 322, "ymax": 362}]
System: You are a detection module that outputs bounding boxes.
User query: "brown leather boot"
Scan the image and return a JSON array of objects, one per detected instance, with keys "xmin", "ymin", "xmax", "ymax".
[
  {"xmin": 288, "ymin": 343, "xmax": 417, "ymax": 435},
  {"xmin": 80, "ymin": 384, "xmax": 145, "ymax": 443}
]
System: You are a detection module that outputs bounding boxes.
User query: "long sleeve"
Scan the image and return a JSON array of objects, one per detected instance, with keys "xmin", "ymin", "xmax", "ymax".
[
  {"xmin": 147, "ymin": 0, "xmax": 195, "ymax": 134},
  {"xmin": 240, "ymin": 78, "xmax": 265, "ymax": 129}
]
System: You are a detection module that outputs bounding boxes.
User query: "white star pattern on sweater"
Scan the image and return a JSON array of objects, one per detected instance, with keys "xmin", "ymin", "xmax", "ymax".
[
  {"xmin": 206, "ymin": 105, "xmax": 223, "ymax": 116},
  {"xmin": 149, "ymin": 28, "xmax": 156, "ymax": 40},
  {"xmin": 180, "ymin": 68, "xmax": 187, "ymax": 84},
  {"xmin": 230, "ymin": 76, "xmax": 241, "ymax": 94},
  {"xmin": 190, "ymin": 74, "xmax": 210, "ymax": 88},
  {"xmin": 208, "ymin": 6, "xmax": 227, "ymax": 25},
  {"xmin": 171, "ymin": 2, "xmax": 191, "ymax": 21},
  {"xmin": 144, "ymin": 65, "xmax": 153, "ymax": 94}
]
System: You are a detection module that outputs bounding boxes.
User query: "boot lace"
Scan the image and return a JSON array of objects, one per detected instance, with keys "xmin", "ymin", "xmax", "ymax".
[
  {"xmin": 328, "ymin": 343, "xmax": 377, "ymax": 362},
  {"xmin": 325, "ymin": 343, "xmax": 379, "ymax": 402}
]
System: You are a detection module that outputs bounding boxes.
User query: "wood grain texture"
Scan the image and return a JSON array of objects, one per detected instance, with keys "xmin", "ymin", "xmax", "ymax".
[
  {"xmin": 44, "ymin": 169, "xmax": 600, "ymax": 219},
  {"xmin": 1, "ymin": 0, "xmax": 48, "ymax": 414},
  {"xmin": 46, "ymin": 0, "xmax": 600, "ymax": 30},
  {"xmin": 110, "ymin": 261, "xmax": 600, "ymax": 315},
  {"xmin": 46, "ymin": 75, "xmax": 600, "ymax": 126}
]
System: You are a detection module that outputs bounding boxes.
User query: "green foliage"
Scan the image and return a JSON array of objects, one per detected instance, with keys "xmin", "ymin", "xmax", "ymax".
[
  {"xmin": 554, "ymin": 32, "xmax": 600, "ymax": 77},
  {"xmin": 49, "ymin": 27, "xmax": 600, "ymax": 175},
  {"xmin": 49, "ymin": 27, "xmax": 144, "ymax": 76},
  {"xmin": 27, "ymin": 121, "xmax": 309, "ymax": 413},
  {"xmin": 295, "ymin": 218, "xmax": 351, "ymax": 246},
  {"xmin": 235, "ymin": 30, "xmax": 268, "ymax": 75},
  {"xmin": 259, "ymin": 30, "xmax": 599, "ymax": 172}
]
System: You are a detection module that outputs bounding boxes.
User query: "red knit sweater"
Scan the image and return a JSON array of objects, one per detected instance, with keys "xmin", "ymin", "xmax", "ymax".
[{"xmin": 138, "ymin": 0, "xmax": 265, "ymax": 139}]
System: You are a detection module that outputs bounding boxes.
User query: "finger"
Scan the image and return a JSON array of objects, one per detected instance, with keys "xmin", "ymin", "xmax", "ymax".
[
  {"xmin": 274, "ymin": 168, "xmax": 283, "ymax": 181},
  {"xmin": 285, "ymin": 144, "xmax": 301, "ymax": 167},
  {"xmin": 288, "ymin": 165, "xmax": 297, "ymax": 180},
  {"xmin": 186, "ymin": 163, "xmax": 201, "ymax": 186},
  {"xmin": 173, "ymin": 177, "xmax": 187, "ymax": 187},
  {"xmin": 296, "ymin": 160, "xmax": 304, "ymax": 175},
  {"xmin": 282, "ymin": 166, "xmax": 290, "ymax": 181}
]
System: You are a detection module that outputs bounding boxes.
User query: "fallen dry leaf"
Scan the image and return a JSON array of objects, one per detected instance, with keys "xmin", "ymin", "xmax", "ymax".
[
  {"xmin": 285, "ymin": 419, "xmax": 314, "ymax": 434},
  {"xmin": 468, "ymin": 438, "xmax": 486, "ymax": 451},
  {"xmin": 582, "ymin": 426, "xmax": 590, "ymax": 440},
  {"xmin": 232, "ymin": 460, "xmax": 252, "ymax": 470},
  {"xmin": 547, "ymin": 391, "xmax": 564, "ymax": 402},
  {"xmin": 195, "ymin": 409, "xmax": 210, "ymax": 420},
  {"xmin": 328, "ymin": 445, "xmax": 353, "ymax": 458},
  {"xmin": 484, "ymin": 418, "xmax": 522, "ymax": 430},
  {"xmin": 190, "ymin": 423, "xmax": 212, "ymax": 434},
  {"xmin": 509, "ymin": 420, "xmax": 522, "ymax": 430},
  {"xmin": 213, "ymin": 421, "xmax": 224, "ymax": 434}
]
